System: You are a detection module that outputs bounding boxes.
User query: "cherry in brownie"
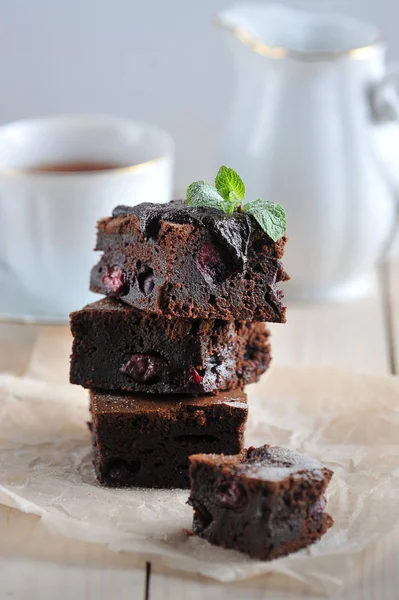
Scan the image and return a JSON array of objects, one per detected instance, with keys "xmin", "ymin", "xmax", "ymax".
[
  {"xmin": 70, "ymin": 297, "xmax": 271, "ymax": 395},
  {"xmin": 188, "ymin": 445, "xmax": 333, "ymax": 560},
  {"xmin": 90, "ymin": 389, "xmax": 248, "ymax": 489},
  {"xmin": 90, "ymin": 201, "xmax": 289, "ymax": 321}
]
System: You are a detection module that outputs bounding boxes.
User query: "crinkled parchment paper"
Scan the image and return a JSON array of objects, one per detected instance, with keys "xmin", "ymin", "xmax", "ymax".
[{"xmin": 1, "ymin": 328, "xmax": 399, "ymax": 595}]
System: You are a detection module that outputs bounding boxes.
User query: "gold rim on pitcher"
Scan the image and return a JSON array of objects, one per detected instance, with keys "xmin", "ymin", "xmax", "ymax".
[{"xmin": 214, "ymin": 19, "xmax": 383, "ymax": 61}]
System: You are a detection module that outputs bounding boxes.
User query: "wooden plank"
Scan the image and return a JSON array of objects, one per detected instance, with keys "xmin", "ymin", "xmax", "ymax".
[
  {"xmin": 0, "ymin": 322, "xmax": 71, "ymax": 382},
  {"xmin": 0, "ymin": 322, "xmax": 39, "ymax": 375},
  {"xmin": 0, "ymin": 506, "xmax": 147, "ymax": 600},
  {"xmin": 24, "ymin": 324, "xmax": 72, "ymax": 383},
  {"xmin": 148, "ymin": 568, "xmax": 315, "ymax": 600},
  {"xmin": 347, "ymin": 256, "xmax": 399, "ymax": 600}
]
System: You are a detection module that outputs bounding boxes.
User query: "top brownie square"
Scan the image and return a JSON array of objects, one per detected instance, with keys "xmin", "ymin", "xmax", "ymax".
[{"xmin": 90, "ymin": 201, "xmax": 289, "ymax": 321}]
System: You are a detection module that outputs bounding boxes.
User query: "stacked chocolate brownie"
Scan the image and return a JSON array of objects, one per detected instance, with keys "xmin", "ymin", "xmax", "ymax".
[{"xmin": 70, "ymin": 200, "xmax": 288, "ymax": 489}]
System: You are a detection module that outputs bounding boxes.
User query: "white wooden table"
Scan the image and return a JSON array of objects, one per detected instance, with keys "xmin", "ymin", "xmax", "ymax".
[{"xmin": 1, "ymin": 258, "xmax": 399, "ymax": 600}]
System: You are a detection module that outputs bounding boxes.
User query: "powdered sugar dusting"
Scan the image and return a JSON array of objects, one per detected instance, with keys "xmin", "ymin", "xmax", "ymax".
[
  {"xmin": 244, "ymin": 446, "xmax": 325, "ymax": 482},
  {"xmin": 223, "ymin": 401, "xmax": 248, "ymax": 409}
]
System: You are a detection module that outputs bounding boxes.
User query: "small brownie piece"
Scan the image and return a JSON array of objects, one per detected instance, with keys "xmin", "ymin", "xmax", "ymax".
[
  {"xmin": 70, "ymin": 298, "xmax": 271, "ymax": 395},
  {"xmin": 90, "ymin": 201, "xmax": 289, "ymax": 321},
  {"xmin": 188, "ymin": 445, "xmax": 333, "ymax": 560},
  {"xmin": 90, "ymin": 389, "xmax": 248, "ymax": 489}
]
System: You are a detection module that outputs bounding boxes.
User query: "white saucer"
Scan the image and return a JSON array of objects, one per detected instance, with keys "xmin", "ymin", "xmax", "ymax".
[{"xmin": 0, "ymin": 268, "xmax": 70, "ymax": 325}]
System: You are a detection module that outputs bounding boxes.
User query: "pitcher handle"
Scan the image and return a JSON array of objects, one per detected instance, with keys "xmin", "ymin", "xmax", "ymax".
[
  {"xmin": 368, "ymin": 65, "xmax": 399, "ymax": 215},
  {"xmin": 369, "ymin": 64, "xmax": 399, "ymax": 122},
  {"xmin": 368, "ymin": 66, "xmax": 399, "ymax": 256}
]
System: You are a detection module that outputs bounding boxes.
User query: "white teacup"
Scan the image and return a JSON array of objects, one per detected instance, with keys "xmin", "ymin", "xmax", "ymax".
[{"xmin": 0, "ymin": 115, "xmax": 174, "ymax": 322}]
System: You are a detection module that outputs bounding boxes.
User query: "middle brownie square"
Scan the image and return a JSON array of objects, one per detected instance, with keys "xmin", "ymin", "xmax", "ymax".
[
  {"xmin": 90, "ymin": 388, "xmax": 248, "ymax": 488},
  {"xmin": 70, "ymin": 297, "xmax": 271, "ymax": 395}
]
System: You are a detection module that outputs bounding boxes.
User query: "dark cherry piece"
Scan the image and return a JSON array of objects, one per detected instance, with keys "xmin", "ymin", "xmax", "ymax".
[
  {"xmin": 214, "ymin": 479, "xmax": 249, "ymax": 511},
  {"xmin": 121, "ymin": 353, "xmax": 166, "ymax": 383},
  {"xmin": 188, "ymin": 367, "xmax": 203, "ymax": 385},
  {"xmin": 102, "ymin": 265, "xmax": 128, "ymax": 295},
  {"xmin": 196, "ymin": 242, "xmax": 225, "ymax": 285}
]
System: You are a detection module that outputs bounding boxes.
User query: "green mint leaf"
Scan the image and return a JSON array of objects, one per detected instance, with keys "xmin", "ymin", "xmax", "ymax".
[
  {"xmin": 186, "ymin": 169, "xmax": 287, "ymax": 238},
  {"xmin": 186, "ymin": 181, "xmax": 229, "ymax": 213},
  {"xmin": 243, "ymin": 198, "xmax": 286, "ymax": 242},
  {"xmin": 215, "ymin": 166, "xmax": 246, "ymax": 203}
]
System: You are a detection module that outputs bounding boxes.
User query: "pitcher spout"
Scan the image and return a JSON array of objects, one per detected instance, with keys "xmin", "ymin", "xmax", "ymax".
[{"xmin": 215, "ymin": 2, "xmax": 381, "ymax": 61}]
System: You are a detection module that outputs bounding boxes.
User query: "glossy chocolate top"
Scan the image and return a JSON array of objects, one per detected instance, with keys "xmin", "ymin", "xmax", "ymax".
[{"xmin": 111, "ymin": 200, "xmax": 254, "ymax": 268}]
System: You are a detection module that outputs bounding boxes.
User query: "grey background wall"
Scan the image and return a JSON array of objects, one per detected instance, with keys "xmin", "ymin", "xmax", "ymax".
[{"xmin": 0, "ymin": 0, "xmax": 397, "ymax": 191}]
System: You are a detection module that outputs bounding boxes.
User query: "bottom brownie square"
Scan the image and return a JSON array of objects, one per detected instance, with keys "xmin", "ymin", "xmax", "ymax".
[
  {"xmin": 188, "ymin": 445, "xmax": 333, "ymax": 560},
  {"xmin": 90, "ymin": 389, "xmax": 248, "ymax": 489}
]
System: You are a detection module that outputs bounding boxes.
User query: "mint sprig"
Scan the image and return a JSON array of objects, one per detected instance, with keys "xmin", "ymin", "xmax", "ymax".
[
  {"xmin": 186, "ymin": 181, "xmax": 229, "ymax": 213},
  {"xmin": 242, "ymin": 198, "xmax": 286, "ymax": 242},
  {"xmin": 185, "ymin": 166, "xmax": 286, "ymax": 241},
  {"xmin": 215, "ymin": 165, "xmax": 245, "ymax": 213}
]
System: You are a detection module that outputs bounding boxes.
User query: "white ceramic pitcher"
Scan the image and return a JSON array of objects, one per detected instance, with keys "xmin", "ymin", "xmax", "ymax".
[{"xmin": 216, "ymin": 3, "xmax": 399, "ymax": 301}]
